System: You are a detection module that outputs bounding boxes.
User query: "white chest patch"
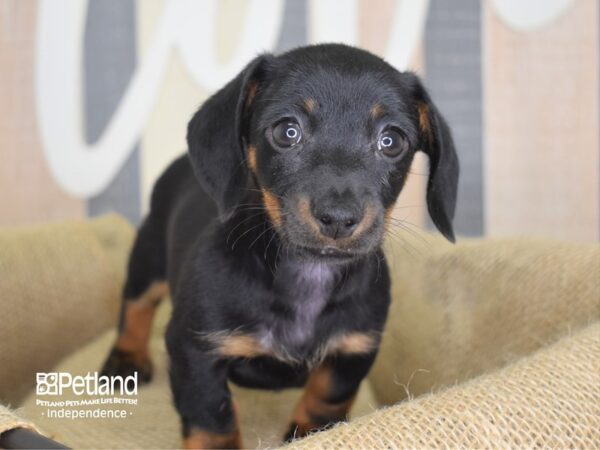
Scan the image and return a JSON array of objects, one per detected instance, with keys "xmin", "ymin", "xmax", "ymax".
[{"xmin": 261, "ymin": 261, "xmax": 336, "ymax": 358}]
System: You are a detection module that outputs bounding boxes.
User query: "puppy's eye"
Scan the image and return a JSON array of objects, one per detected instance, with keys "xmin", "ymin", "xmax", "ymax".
[
  {"xmin": 272, "ymin": 121, "xmax": 302, "ymax": 147},
  {"xmin": 377, "ymin": 129, "xmax": 408, "ymax": 158}
]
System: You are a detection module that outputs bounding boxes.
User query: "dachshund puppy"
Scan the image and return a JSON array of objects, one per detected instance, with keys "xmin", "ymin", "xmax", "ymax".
[{"xmin": 101, "ymin": 44, "xmax": 458, "ymax": 449}]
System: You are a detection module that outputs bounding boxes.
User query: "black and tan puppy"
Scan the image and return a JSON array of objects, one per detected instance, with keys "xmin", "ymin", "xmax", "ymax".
[{"xmin": 101, "ymin": 44, "xmax": 458, "ymax": 449}]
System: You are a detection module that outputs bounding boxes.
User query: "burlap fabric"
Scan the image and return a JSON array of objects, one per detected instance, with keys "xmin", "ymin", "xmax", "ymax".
[
  {"xmin": 0, "ymin": 214, "xmax": 133, "ymax": 405},
  {"xmin": 20, "ymin": 301, "xmax": 378, "ymax": 449},
  {"xmin": 2, "ymin": 216, "xmax": 598, "ymax": 448},
  {"xmin": 370, "ymin": 234, "xmax": 600, "ymax": 405},
  {"xmin": 0, "ymin": 404, "xmax": 40, "ymax": 435},
  {"xmin": 284, "ymin": 322, "xmax": 600, "ymax": 449}
]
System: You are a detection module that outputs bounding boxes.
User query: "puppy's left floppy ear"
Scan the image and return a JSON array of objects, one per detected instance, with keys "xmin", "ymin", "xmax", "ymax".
[
  {"xmin": 405, "ymin": 74, "xmax": 460, "ymax": 242},
  {"xmin": 187, "ymin": 54, "xmax": 272, "ymax": 220}
]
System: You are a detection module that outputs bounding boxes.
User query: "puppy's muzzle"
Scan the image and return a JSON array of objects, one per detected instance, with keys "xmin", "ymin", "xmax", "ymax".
[{"xmin": 297, "ymin": 195, "xmax": 375, "ymax": 244}]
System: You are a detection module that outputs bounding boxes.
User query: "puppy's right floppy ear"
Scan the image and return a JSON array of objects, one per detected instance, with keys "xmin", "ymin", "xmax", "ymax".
[
  {"xmin": 405, "ymin": 73, "xmax": 460, "ymax": 243},
  {"xmin": 187, "ymin": 54, "xmax": 271, "ymax": 220}
]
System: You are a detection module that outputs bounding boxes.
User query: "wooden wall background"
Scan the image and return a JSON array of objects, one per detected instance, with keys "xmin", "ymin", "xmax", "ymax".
[{"xmin": 1, "ymin": 0, "xmax": 598, "ymax": 242}]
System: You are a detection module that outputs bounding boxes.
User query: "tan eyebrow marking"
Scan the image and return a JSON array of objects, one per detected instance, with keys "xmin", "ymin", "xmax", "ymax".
[
  {"xmin": 371, "ymin": 103, "xmax": 385, "ymax": 119},
  {"xmin": 302, "ymin": 98, "xmax": 317, "ymax": 114}
]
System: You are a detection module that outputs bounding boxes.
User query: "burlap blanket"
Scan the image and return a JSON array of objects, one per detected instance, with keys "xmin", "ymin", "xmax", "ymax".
[
  {"xmin": 0, "ymin": 214, "xmax": 133, "ymax": 406},
  {"xmin": 285, "ymin": 322, "xmax": 600, "ymax": 449},
  {"xmin": 371, "ymin": 233, "xmax": 599, "ymax": 405},
  {"xmin": 0, "ymin": 215, "xmax": 598, "ymax": 448}
]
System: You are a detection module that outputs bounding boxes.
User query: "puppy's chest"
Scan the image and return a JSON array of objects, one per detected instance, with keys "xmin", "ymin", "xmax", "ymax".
[
  {"xmin": 262, "ymin": 262, "xmax": 337, "ymax": 354},
  {"xmin": 204, "ymin": 261, "xmax": 377, "ymax": 364}
]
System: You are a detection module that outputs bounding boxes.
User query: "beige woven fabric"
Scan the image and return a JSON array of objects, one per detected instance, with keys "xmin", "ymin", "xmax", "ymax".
[
  {"xmin": 284, "ymin": 322, "xmax": 600, "ymax": 449},
  {"xmin": 0, "ymin": 404, "xmax": 40, "ymax": 435},
  {"xmin": 20, "ymin": 301, "xmax": 378, "ymax": 449},
  {"xmin": 0, "ymin": 214, "xmax": 133, "ymax": 405},
  {"xmin": 371, "ymin": 234, "xmax": 600, "ymax": 405},
  {"xmin": 7, "ymin": 221, "xmax": 600, "ymax": 448}
]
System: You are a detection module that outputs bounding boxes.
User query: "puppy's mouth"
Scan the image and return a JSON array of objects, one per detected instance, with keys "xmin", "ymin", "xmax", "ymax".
[
  {"xmin": 286, "ymin": 228, "xmax": 383, "ymax": 262},
  {"xmin": 295, "ymin": 244, "xmax": 358, "ymax": 261}
]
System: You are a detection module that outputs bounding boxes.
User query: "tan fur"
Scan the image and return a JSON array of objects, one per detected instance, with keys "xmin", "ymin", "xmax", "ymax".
[
  {"xmin": 302, "ymin": 98, "xmax": 317, "ymax": 113},
  {"xmin": 197, "ymin": 329, "xmax": 375, "ymax": 366},
  {"xmin": 245, "ymin": 81, "xmax": 258, "ymax": 108},
  {"xmin": 246, "ymin": 145, "xmax": 257, "ymax": 173},
  {"xmin": 196, "ymin": 330, "xmax": 276, "ymax": 359},
  {"xmin": 418, "ymin": 102, "xmax": 433, "ymax": 144},
  {"xmin": 327, "ymin": 332, "xmax": 378, "ymax": 355},
  {"xmin": 262, "ymin": 189, "xmax": 282, "ymax": 227},
  {"xmin": 297, "ymin": 197, "xmax": 323, "ymax": 237},
  {"xmin": 219, "ymin": 334, "xmax": 268, "ymax": 358},
  {"xmin": 370, "ymin": 103, "xmax": 385, "ymax": 119},
  {"xmin": 183, "ymin": 426, "xmax": 242, "ymax": 449},
  {"xmin": 116, "ymin": 281, "xmax": 168, "ymax": 365},
  {"xmin": 289, "ymin": 364, "xmax": 355, "ymax": 438}
]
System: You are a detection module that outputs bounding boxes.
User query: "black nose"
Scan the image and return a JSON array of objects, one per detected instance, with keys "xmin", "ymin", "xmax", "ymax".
[{"xmin": 313, "ymin": 205, "xmax": 363, "ymax": 239}]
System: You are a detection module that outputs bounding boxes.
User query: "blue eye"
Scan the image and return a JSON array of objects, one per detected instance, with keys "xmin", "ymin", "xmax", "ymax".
[
  {"xmin": 378, "ymin": 129, "xmax": 407, "ymax": 158},
  {"xmin": 273, "ymin": 121, "xmax": 302, "ymax": 147}
]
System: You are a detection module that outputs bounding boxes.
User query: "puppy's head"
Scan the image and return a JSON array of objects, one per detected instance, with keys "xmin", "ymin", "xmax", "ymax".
[{"xmin": 188, "ymin": 44, "xmax": 458, "ymax": 261}]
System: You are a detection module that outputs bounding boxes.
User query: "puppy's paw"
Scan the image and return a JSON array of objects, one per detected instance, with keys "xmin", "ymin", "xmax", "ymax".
[
  {"xmin": 283, "ymin": 420, "xmax": 337, "ymax": 443},
  {"xmin": 283, "ymin": 422, "xmax": 312, "ymax": 442},
  {"xmin": 100, "ymin": 347, "xmax": 153, "ymax": 387}
]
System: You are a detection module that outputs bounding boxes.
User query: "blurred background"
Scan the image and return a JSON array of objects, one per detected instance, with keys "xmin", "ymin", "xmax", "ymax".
[{"xmin": 1, "ymin": 0, "xmax": 598, "ymax": 242}]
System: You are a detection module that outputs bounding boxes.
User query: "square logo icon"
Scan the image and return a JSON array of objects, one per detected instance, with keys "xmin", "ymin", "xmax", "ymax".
[{"xmin": 36, "ymin": 372, "xmax": 58, "ymax": 395}]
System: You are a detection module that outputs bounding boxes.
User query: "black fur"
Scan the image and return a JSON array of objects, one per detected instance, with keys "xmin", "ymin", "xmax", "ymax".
[{"xmin": 101, "ymin": 44, "xmax": 458, "ymax": 447}]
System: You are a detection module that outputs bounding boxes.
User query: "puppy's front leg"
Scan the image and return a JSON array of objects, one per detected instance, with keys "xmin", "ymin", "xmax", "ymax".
[
  {"xmin": 167, "ymin": 338, "xmax": 241, "ymax": 450},
  {"xmin": 284, "ymin": 352, "xmax": 377, "ymax": 441}
]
